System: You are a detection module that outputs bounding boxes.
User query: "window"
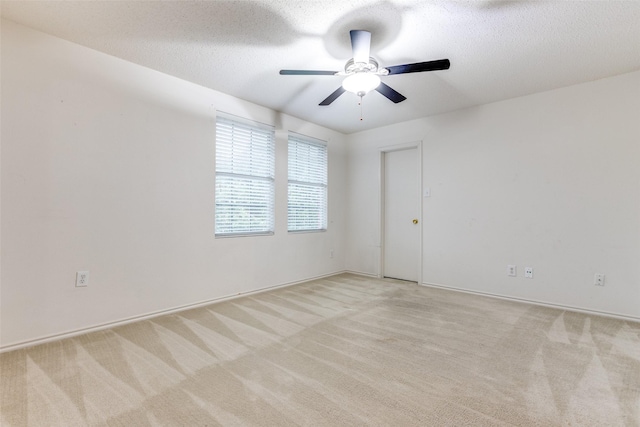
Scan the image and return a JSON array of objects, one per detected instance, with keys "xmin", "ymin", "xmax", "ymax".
[
  {"xmin": 288, "ymin": 133, "xmax": 328, "ymax": 232},
  {"xmin": 215, "ymin": 113, "xmax": 275, "ymax": 236}
]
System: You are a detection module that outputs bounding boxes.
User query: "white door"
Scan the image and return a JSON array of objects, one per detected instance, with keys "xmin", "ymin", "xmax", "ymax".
[{"xmin": 383, "ymin": 148, "xmax": 420, "ymax": 282}]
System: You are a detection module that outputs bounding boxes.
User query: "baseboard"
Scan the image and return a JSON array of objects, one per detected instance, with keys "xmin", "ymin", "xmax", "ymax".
[
  {"xmin": 421, "ymin": 281, "xmax": 640, "ymax": 323},
  {"xmin": 0, "ymin": 270, "xmax": 346, "ymax": 354},
  {"xmin": 9, "ymin": 273, "xmax": 632, "ymax": 353},
  {"xmin": 343, "ymin": 269, "xmax": 380, "ymax": 278}
]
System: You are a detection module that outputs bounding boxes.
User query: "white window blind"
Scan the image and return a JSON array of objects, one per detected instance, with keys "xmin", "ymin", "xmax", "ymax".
[
  {"xmin": 215, "ymin": 113, "xmax": 275, "ymax": 236},
  {"xmin": 288, "ymin": 133, "xmax": 328, "ymax": 232}
]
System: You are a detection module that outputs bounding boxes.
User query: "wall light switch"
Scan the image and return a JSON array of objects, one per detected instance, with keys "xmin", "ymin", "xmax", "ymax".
[{"xmin": 424, "ymin": 187, "xmax": 431, "ymax": 198}]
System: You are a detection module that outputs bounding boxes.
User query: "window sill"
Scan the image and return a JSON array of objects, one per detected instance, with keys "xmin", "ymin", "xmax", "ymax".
[
  {"xmin": 215, "ymin": 231, "xmax": 275, "ymax": 239},
  {"xmin": 287, "ymin": 229, "xmax": 327, "ymax": 234}
]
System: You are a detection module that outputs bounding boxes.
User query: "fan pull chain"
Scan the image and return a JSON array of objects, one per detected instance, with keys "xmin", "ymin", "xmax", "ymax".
[{"xmin": 359, "ymin": 95, "xmax": 363, "ymax": 121}]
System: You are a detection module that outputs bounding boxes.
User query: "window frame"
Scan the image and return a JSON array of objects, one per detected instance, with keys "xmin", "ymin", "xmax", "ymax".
[
  {"xmin": 215, "ymin": 112, "xmax": 275, "ymax": 238},
  {"xmin": 287, "ymin": 132, "xmax": 328, "ymax": 233}
]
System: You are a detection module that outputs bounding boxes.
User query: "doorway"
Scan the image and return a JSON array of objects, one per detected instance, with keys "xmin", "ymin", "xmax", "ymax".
[{"xmin": 381, "ymin": 145, "xmax": 421, "ymax": 282}]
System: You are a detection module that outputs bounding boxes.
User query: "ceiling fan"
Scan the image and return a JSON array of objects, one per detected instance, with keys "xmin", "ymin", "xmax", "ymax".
[{"xmin": 280, "ymin": 30, "xmax": 450, "ymax": 106}]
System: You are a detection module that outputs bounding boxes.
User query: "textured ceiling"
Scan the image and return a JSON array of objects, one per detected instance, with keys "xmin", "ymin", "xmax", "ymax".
[{"xmin": 2, "ymin": 0, "xmax": 640, "ymax": 134}]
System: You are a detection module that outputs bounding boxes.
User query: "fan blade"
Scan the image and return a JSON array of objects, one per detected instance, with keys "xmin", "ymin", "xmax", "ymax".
[
  {"xmin": 375, "ymin": 82, "xmax": 407, "ymax": 103},
  {"xmin": 385, "ymin": 59, "xmax": 450, "ymax": 75},
  {"xmin": 280, "ymin": 70, "xmax": 338, "ymax": 75},
  {"xmin": 350, "ymin": 30, "xmax": 371, "ymax": 64},
  {"xmin": 319, "ymin": 87, "xmax": 346, "ymax": 106}
]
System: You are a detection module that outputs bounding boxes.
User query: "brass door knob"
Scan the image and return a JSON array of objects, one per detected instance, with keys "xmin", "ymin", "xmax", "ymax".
[{"xmin": 412, "ymin": 219, "xmax": 418, "ymax": 224}]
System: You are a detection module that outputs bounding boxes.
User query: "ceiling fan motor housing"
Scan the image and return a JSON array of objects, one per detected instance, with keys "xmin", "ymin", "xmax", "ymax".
[{"xmin": 344, "ymin": 57, "xmax": 389, "ymax": 76}]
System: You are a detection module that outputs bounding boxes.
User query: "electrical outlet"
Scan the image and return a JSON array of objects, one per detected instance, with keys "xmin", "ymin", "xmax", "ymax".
[
  {"xmin": 76, "ymin": 271, "xmax": 89, "ymax": 287},
  {"xmin": 507, "ymin": 265, "xmax": 517, "ymax": 277},
  {"xmin": 594, "ymin": 273, "xmax": 605, "ymax": 286},
  {"xmin": 524, "ymin": 267, "xmax": 533, "ymax": 279},
  {"xmin": 329, "ymin": 249, "xmax": 334, "ymax": 259}
]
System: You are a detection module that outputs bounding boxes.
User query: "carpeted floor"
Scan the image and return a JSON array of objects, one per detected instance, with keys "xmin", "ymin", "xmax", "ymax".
[{"xmin": 1, "ymin": 273, "xmax": 639, "ymax": 426}]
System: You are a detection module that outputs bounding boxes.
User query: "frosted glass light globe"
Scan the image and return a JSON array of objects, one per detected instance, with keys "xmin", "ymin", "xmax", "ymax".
[{"xmin": 342, "ymin": 73, "xmax": 381, "ymax": 96}]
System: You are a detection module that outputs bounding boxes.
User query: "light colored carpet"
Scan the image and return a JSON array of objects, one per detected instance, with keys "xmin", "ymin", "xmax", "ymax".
[{"xmin": 1, "ymin": 273, "xmax": 639, "ymax": 426}]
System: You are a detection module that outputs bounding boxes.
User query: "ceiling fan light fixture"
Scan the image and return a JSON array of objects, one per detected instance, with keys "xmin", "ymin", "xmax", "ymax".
[{"xmin": 342, "ymin": 73, "xmax": 381, "ymax": 97}]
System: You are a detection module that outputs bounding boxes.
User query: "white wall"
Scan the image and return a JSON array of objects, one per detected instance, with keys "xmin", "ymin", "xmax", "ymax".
[
  {"xmin": 346, "ymin": 70, "xmax": 640, "ymax": 319},
  {"xmin": 0, "ymin": 20, "xmax": 347, "ymax": 349}
]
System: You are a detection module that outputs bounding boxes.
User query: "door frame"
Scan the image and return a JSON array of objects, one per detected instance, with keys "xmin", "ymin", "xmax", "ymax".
[{"xmin": 378, "ymin": 141, "xmax": 423, "ymax": 283}]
